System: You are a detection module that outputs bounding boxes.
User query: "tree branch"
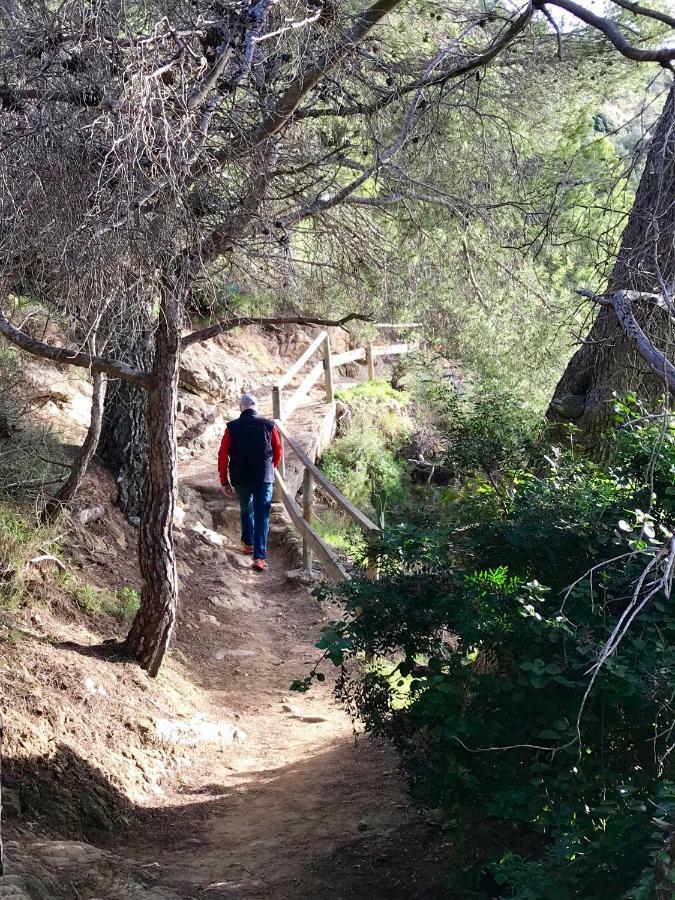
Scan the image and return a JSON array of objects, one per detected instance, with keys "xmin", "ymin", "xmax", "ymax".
[
  {"xmin": 608, "ymin": 0, "xmax": 675, "ymax": 30},
  {"xmin": 580, "ymin": 288, "xmax": 675, "ymax": 392},
  {"xmin": 294, "ymin": 7, "xmax": 534, "ymax": 122},
  {"xmin": 537, "ymin": 0, "xmax": 675, "ymax": 64},
  {"xmin": 0, "ymin": 312, "xmax": 155, "ymax": 388},
  {"xmin": 228, "ymin": 0, "xmax": 407, "ymax": 156},
  {"xmin": 181, "ymin": 313, "xmax": 373, "ymax": 348}
]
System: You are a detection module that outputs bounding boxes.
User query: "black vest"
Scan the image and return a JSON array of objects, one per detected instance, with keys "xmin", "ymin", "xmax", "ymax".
[{"xmin": 226, "ymin": 410, "xmax": 275, "ymax": 485}]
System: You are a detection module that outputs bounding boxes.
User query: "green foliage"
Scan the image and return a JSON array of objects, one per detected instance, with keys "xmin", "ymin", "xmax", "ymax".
[
  {"xmin": 423, "ymin": 379, "xmax": 543, "ymax": 477},
  {"xmin": 0, "ymin": 503, "xmax": 55, "ymax": 609},
  {"xmin": 67, "ymin": 578, "xmax": 140, "ymax": 624},
  {"xmin": 320, "ymin": 379, "xmax": 411, "ymax": 514},
  {"xmin": 309, "ymin": 403, "xmax": 675, "ymax": 897}
]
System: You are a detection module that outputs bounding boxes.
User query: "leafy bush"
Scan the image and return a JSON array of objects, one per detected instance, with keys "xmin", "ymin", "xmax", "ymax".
[
  {"xmin": 320, "ymin": 379, "xmax": 412, "ymax": 515},
  {"xmin": 60, "ymin": 573, "xmax": 140, "ymax": 624},
  {"xmin": 0, "ymin": 503, "xmax": 55, "ymax": 609},
  {"xmin": 306, "ymin": 410, "xmax": 675, "ymax": 898},
  {"xmin": 424, "ymin": 378, "xmax": 543, "ymax": 477}
]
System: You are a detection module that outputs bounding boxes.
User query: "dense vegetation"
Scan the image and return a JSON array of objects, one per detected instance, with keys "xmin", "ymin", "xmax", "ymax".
[{"xmin": 303, "ymin": 377, "xmax": 675, "ymax": 897}]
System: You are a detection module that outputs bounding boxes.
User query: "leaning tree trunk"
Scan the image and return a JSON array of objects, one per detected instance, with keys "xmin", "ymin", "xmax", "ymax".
[
  {"xmin": 547, "ymin": 82, "xmax": 675, "ymax": 448},
  {"xmin": 125, "ymin": 288, "xmax": 181, "ymax": 677},
  {"xmin": 43, "ymin": 369, "xmax": 107, "ymax": 521},
  {"xmin": 98, "ymin": 336, "xmax": 152, "ymax": 519}
]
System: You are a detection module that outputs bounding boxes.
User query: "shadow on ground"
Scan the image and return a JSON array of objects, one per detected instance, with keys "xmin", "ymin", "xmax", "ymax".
[{"xmin": 4, "ymin": 739, "xmax": 453, "ymax": 899}]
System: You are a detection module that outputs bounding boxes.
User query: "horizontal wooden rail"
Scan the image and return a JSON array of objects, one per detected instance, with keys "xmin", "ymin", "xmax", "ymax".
[
  {"xmin": 275, "ymin": 420, "xmax": 380, "ymax": 536},
  {"xmin": 274, "ymin": 470, "xmax": 350, "ymax": 583},
  {"xmin": 375, "ymin": 322, "xmax": 421, "ymax": 329},
  {"xmin": 372, "ymin": 342, "xmax": 415, "ymax": 357},
  {"xmin": 332, "ymin": 347, "xmax": 366, "ymax": 367}
]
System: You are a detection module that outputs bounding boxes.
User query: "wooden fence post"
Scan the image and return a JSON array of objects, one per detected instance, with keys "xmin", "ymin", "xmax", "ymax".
[
  {"xmin": 272, "ymin": 386, "xmax": 285, "ymax": 498},
  {"xmin": 366, "ymin": 341, "xmax": 375, "ymax": 380},
  {"xmin": 302, "ymin": 468, "xmax": 315, "ymax": 572},
  {"xmin": 272, "ymin": 384, "xmax": 283, "ymax": 423},
  {"xmin": 322, "ymin": 335, "xmax": 334, "ymax": 403}
]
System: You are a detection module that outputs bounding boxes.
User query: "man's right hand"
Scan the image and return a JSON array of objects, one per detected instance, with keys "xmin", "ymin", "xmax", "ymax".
[{"xmin": 221, "ymin": 483, "xmax": 234, "ymax": 498}]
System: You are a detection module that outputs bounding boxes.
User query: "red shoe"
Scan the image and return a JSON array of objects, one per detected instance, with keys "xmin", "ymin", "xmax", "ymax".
[
  {"xmin": 252, "ymin": 559, "xmax": 267, "ymax": 572},
  {"xmin": 241, "ymin": 543, "xmax": 254, "ymax": 555}
]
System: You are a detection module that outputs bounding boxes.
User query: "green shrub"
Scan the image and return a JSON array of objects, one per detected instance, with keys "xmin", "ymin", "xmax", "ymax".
[
  {"xmin": 307, "ymin": 410, "xmax": 675, "ymax": 898},
  {"xmin": 0, "ymin": 503, "xmax": 55, "ymax": 609},
  {"xmin": 71, "ymin": 581, "xmax": 139, "ymax": 624},
  {"xmin": 424, "ymin": 378, "xmax": 543, "ymax": 477},
  {"xmin": 321, "ymin": 379, "xmax": 412, "ymax": 516}
]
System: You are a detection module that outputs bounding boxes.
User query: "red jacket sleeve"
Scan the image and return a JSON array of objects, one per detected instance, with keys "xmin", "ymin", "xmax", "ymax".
[
  {"xmin": 218, "ymin": 429, "xmax": 231, "ymax": 485},
  {"xmin": 271, "ymin": 425, "xmax": 283, "ymax": 468}
]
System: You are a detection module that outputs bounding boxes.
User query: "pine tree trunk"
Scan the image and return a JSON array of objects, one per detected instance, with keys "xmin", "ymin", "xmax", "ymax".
[
  {"xmin": 125, "ymin": 289, "xmax": 181, "ymax": 677},
  {"xmin": 43, "ymin": 369, "xmax": 107, "ymax": 520},
  {"xmin": 98, "ymin": 338, "xmax": 152, "ymax": 519},
  {"xmin": 547, "ymin": 83, "xmax": 675, "ymax": 448}
]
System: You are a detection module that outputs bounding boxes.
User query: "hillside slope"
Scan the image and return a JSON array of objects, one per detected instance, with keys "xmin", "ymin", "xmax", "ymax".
[{"xmin": 0, "ymin": 325, "xmax": 449, "ymax": 899}]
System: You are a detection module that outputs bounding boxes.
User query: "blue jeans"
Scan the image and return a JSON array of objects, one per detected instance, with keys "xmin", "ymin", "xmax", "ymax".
[{"xmin": 234, "ymin": 482, "xmax": 274, "ymax": 560}]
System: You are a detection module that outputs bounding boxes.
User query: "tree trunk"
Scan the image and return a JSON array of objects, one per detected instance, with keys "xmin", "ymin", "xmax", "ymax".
[
  {"xmin": 43, "ymin": 369, "xmax": 107, "ymax": 520},
  {"xmin": 98, "ymin": 338, "xmax": 152, "ymax": 519},
  {"xmin": 125, "ymin": 289, "xmax": 181, "ymax": 677},
  {"xmin": 547, "ymin": 83, "xmax": 675, "ymax": 447}
]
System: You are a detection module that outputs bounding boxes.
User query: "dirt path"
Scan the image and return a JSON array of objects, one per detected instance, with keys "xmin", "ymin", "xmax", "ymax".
[
  {"xmin": 122, "ymin": 450, "xmax": 445, "ymax": 899},
  {"xmin": 1, "ymin": 354, "xmax": 449, "ymax": 900}
]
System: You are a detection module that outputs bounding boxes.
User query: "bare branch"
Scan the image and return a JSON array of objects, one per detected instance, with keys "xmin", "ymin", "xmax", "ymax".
[
  {"xmin": 181, "ymin": 313, "xmax": 373, "ymax": 348},
  {"xmin": 580, "ymin": 288, "xmax": 675, "ymax": 392},
  {"xmin": 608, "ymin": 0, "xmax": 675, "ymax": 30},
  {"xmin": 538, "ymin": 0, "xmax": 675, "ymax": 64},
  {"xmin": 0, "ymin": 312, "xmax": 155, "ymax": 388},
  {"xmin": 228, "ymin": 0, "xmax": 408, "ymax": 155},
  {"xmin": 295, "ymin": 7, "xmax": 534, "ymax": 122}
]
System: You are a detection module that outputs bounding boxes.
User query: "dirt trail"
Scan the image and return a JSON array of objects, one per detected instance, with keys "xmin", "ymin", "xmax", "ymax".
[
  {"xmin": 1, "ymin": 346, "xmax": 449, "ymax": 899},
  {"xmin": 120, "ymin": 395, "xmax": 446, "ymax": 899}
]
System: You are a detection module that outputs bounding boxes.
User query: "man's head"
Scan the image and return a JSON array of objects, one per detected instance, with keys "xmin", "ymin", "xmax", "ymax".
[{"xmin": 240, "ymin": 393, "xmax": 257, "ymax": 412}]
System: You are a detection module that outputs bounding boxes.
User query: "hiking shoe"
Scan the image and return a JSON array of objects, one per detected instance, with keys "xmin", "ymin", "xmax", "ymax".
[
  {"xmin": 241, "ymin": 543, "xmax": 254, "ymax": 555},
  {"xmin": 252, "ymin": 559, "xmax": 267, "ymax": 572}
]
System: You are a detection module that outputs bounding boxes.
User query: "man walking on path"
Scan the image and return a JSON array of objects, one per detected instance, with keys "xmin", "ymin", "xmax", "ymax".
[{"xmin": 218, "ymin": 394, "xmax": 283, "ymax": 571}]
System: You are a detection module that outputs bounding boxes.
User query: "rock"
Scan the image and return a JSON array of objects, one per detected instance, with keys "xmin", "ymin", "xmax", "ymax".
[
  {"xmin": 281, "ymin": 703, "xmax": 328, "ymax": 724},
  {"xmin": 285, "ymin": 568, "xmax": 319, "ymax": 586},
  {"xmin": 177, "ymin": 392, "xmax": 228, "ymax": 453},
  {"xmin": 176, "ymin": 559, "xmax": 193, "ymax": 581},
  {"xmin": 75, "ymin": 505, "xmax": 106, "ymax": 526},
  {"xmin": 127, "ymin": 516, "xmax": 141, "ymax": 528},
  {"xmin": 83, "ymin": 677, "xmax": 108, "ymax": 697},
  {"xmin": 178, "ymin": 486, "xmax": 215, "ymax": 531},
  {"xmin": 190, "ymin": 522, "xmax": 224, "ymax": 547},
  {"xmin": 2, "ymin": 788, "xmax": 22, "ymax": 818},
  {"xmin": 153, "ymin": 716, "xmax": 246, "ymax": 746},
  {"xmin": 211, "ymin": 594, "xmax": 255, "ymax": 612},
  {"xmin": 0, "ymin": 837, "xmax": 183, "ymax": 899},
  {"xmin": 179, "ymin": 339, "xmax": 253, "ymax": 404}
]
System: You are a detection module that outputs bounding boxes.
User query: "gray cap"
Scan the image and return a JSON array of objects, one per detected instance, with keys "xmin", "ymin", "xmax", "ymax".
[{"xmin": 240, "ymin": 393, "xmax": 257, "ymax": 411}]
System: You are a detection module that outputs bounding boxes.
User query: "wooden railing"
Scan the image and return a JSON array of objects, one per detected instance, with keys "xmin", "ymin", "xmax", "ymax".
[
  {"xmin": 271, "ymin": 330, "xmax": 414, "ymax": 425},
  {"xmin": 274, "ymin": 422, "xmax": 379, "ymax": 583},
  {"xmin": 272, "ymin": 327, "xmax": 416, "ymax": 582}
]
